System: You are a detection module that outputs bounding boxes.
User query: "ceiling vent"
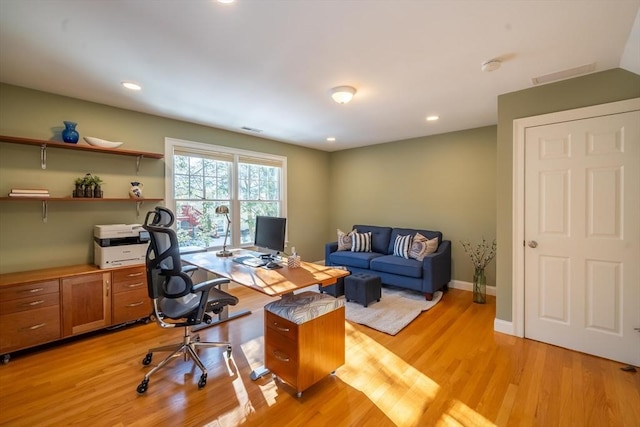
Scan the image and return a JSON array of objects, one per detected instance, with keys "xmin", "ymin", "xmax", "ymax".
[{"xmin": 531, "ymin": 63, "xmax": 596, "ymax": 85}]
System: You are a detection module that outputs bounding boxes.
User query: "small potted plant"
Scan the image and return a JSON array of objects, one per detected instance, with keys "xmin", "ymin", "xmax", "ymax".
[
  {"xmin": 82, "ymin": 173, "xmax": 94, "ymax": 198},
  {"xmin": 92, "ymin": 175, "xmax": 104, "ymax": 198},
  {"xmin": 73, "ymin": 177, "xmax": 85, "ymax": 198}
]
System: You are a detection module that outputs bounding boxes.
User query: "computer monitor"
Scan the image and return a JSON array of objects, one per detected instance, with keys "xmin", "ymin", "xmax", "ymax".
[{"xmin": 253, "ymin": 215, "xmax": 286, "ymax": 256}]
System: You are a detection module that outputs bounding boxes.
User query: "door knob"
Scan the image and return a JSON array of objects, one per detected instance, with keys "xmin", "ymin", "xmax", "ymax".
[{"xmin": 527, "ymin": 240, "xmax": 538, "ymax": 248}]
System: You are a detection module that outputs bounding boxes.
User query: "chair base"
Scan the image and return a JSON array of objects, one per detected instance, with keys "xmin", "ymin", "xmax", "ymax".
[{"xmin": 136, "ymin": 326, "xmax": 232, "ymax": 394}]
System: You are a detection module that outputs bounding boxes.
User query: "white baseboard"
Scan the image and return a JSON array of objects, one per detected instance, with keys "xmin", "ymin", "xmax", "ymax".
[
  {"xmin": 494, "ymin": 318, "xmax": 515, "ymax": 336},
  {"xmin": 448, "ymin": 279, "xmax": 496, "ymax": 296}
]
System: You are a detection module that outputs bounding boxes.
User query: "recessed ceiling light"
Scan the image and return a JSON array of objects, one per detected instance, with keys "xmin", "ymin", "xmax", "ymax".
[
  {"xmin": 426, "ymin": 115, "xmax": 439, "ymax": 122},
  {"xmin": 326, "ymin": 137, "xmax": 336, "ymax": 142},
  {"xmin": 121, "ymin": 81, "xmax": 142, "ymax": 91},
  {"xmin": 217, "ymin": 0, "xmax": 235, "ymax": 3}
]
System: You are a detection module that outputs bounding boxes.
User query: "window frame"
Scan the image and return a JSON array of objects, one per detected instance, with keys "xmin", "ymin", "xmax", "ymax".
[{"xmin": 164, "ymin": 137, "xmax": 287, "ymax": 251}]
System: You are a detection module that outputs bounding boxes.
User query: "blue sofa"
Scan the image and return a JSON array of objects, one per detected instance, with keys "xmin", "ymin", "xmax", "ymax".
[{"xmin": 325, "ymin": 225, "xmax": 451, "ymax": 300}]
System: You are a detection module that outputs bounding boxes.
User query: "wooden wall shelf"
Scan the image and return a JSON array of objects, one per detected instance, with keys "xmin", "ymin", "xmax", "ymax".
[{"xmin": 0, "ymin": 135, "xmax": 163, "ymax": 171}]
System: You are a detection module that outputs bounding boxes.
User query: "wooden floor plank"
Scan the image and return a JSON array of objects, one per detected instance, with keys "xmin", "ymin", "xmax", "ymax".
[{"xmin": 0, "ymin": 287, "xmax": 638, "ymax": 426}]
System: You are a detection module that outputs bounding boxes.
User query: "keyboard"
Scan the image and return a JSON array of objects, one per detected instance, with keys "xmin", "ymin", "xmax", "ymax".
[{"xmin": 233, "ymin": 256, "xmax": 267, "ymax": 268}]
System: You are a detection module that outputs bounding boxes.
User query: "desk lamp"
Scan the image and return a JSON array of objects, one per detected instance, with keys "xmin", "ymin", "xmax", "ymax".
[{"xmin": 215, "ymin": 205, "xmax": 232, "ymax": 257}]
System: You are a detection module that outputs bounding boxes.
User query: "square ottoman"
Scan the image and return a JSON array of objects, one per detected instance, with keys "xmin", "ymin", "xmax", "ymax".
[
  {"xmin": 320, "ymin": 277, "xmax": 345, "ymax": 297},
  {"xmin": 345, "ymin": 273, "xmax": 381, "ymax": 307}
]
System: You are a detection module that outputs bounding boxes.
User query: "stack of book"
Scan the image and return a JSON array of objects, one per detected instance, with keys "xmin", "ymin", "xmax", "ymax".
[{"xmin": 8, "ymin": 188, "xmax": 50, "ymax": 198}]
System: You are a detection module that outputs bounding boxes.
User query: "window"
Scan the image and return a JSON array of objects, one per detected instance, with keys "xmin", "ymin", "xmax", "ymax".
[{"xmin": 165, "ymin": 138, "xmax": 287, "ymax": 251}]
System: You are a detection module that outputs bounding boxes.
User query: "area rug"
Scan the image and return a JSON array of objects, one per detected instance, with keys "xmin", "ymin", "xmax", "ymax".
[{"xmin": 344, "ymin": 287, "xmax": 443, "ymax": 335}]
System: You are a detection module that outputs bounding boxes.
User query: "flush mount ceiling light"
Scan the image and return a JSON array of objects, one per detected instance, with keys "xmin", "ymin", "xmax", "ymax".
[
  {"xmin": 121, "ymin": 81, "xmax": 142, "ymax": 91},
  {"xmin": 330, "ymin": 86, "xmax": 356, "ymax": 104},
  {"xmin": 481, "ymin": 59, "xmax": 501, "ymax": 72},
  {"xmin": 426, "ymin": 115, "xmax": 439, "ymax": 122},
  {"xmin": 326, "ymin": 137, "xmax": 336, "ymax": 142}
]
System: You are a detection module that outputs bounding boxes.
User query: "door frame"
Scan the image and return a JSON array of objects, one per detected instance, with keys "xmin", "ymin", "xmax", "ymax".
[{"xmin": 511, "ymin": 97, "xmax": 640, "ymax": 338}]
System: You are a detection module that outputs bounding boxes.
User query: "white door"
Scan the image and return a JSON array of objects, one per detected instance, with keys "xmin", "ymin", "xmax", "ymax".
[{"xmin": 524, "ymin": 110, "xmax": 640, "ymax": 365}]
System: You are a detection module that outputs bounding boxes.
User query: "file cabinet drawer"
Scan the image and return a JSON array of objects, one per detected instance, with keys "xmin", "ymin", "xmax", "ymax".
[{"xmin": 0, "ymin": 305, "xmax": 61, "ymax": 353}]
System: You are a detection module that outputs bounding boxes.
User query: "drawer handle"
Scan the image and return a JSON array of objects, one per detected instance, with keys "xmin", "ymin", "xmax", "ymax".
[
  {"xmin": 273, "ymin": 350, "xmax": 290, "ymax": 362},
  {"xmin": 273, "ymin": 322, "xmax": 290, "ymax": 332},
  {"xmin": 126, "ymin": 282, "xmax": 144, "ymax": 288},
  {"xmin": 20, "ymin": 287, "xmax": 44, "ymax": 294},
  {"xmin": 24, "ymin": 323, "xmax": 46, "ymax": 331},
  {"xmin": 24, "ymin": 300, "xmax": 45, "ymax": 307},
  {"xmin": 127, "ymin": 272, "xmax": 144, "ymax": 277},
  {"xmin": 126, "ymin": 301, "xmax": 145, "ymax": 307}
]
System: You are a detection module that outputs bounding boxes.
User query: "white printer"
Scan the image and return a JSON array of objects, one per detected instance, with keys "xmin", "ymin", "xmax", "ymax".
[{"xmin": 94, "ymin": 224, "xmax": 150, "ymax": 269}]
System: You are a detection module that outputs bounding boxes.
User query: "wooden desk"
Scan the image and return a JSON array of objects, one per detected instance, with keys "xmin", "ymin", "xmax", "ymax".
[
  {"xmin": 181, "ymin": 251, "xmax": 349, "ymax": 296},
  {"xmin": 181, "ymin": 251, "xmax": 349, "ymax": 384}
]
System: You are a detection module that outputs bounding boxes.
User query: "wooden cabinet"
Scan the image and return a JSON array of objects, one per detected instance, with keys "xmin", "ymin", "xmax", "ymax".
[
  {"xmin": 111, "ymin": 266, "xmax": 150, "ymax": 324},
  {"xmin": 0, "ymin": 279, "xmax": 61, "ymax": 356},
  {"xmin": 61, "ymin": 272, "xmax": 111, "ymax": 337},
  {"xmin": 264, "ymin": 306, "xmax": 345, "ymax": 396},
  {"xmin": 0, "ymin": 264, "xmax": 150, "ymax": 361}
]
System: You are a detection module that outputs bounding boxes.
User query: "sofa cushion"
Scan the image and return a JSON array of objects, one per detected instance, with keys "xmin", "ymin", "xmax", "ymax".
[
  {"xmin": 353, "ymin": 225, "xmax": 392, "ymax": 254},
  {"xmin": 370, "ymin": 255, "xmax": 423, "ymax": 278},
  {"xmin": 409, "ymin": 232, "xmax": 439, "ymax": 261},
  {"xmin": 351, "ymin": 231, "xmax": 372, "ymax": 252},
  {"xmin": 329, "ymin": 250, "xmax": 383, "ymax": 269},
  {"xmin": 387, "ymin": 228, "xmax": 442, "ymax": 254},
  {"xmin": 393, "ymin": 234, "xmax": 413, "ymax": 259},
  {"xmin": 337, "ymin": 228, "xmax": 355, "ymax": 251}
]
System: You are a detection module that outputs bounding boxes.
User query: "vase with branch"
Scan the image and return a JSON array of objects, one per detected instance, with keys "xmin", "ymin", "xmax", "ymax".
[{"xmin": 460, "ymin": 238, "xmax": 497, "ymax": 304}]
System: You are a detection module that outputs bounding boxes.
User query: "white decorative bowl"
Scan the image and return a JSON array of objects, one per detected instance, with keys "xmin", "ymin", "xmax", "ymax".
[{"xmin": 83, "ymin": 137, "xmax": 124, "ymax": 148}]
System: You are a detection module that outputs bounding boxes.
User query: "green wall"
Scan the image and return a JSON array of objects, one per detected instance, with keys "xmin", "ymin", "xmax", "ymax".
[
  {"xmin": 328, "ymin": 126, "xmax": 498, "ymax": 287},
  {"xmin": 495, "ymin": 68, "xmax": 640, "ymax": 322},
  {"xmin": 0, "ymin": 84, "xmax": 332, "ymax": 273}
]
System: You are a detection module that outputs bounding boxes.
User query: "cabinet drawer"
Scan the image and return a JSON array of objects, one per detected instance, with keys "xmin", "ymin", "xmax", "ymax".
[
  {"xmin": 0, "ymin": 279, "xmax": 59, "ymax": 301},
  {"xmin": 112, "ymin": 277, "xmax": 147, "ymax": 294},
  {"xmin": 0, "ymin": 292, "xmax": 59, "ymax": 315},
  {"xmin": 112, "ymin": 289, "xmax": 151, "ymax": 324},
  {"xmin": 265, "ymin": 310, "xmax": 298, "ymax": 341},
  {"xmin": 112, "ymin": 266, "xmax": 145, "ymax": 285},
  {"xmin": 0, "ymin": 305, "xmax": 61, "ymax": 353},
  {"xmin": 265, "ymin": 330, "xmax": 298, "ymax": 385}
]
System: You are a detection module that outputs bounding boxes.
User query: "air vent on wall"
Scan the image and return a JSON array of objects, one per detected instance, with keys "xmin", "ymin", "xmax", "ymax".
[
  {"xmin": 241, "ymin": 126, "xmax": 263, "ymax": 133},
  {"xmin": 531, "ymin": 63, "xmax": 596, "ymax": 85}
]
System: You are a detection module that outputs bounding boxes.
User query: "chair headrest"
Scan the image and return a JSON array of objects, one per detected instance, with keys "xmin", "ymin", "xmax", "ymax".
[{"xmin": 144, "ymin": 206, "xmax": 175, "ymax": 228}]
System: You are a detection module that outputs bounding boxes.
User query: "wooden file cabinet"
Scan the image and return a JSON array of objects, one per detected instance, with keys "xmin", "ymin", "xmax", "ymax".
[
  {"xmin": 0, "ymin": 264, "xmax": 150, "ymax": 362},
  {"xmin": 0, "ymin": 279, "xmax": 61, "ymax": 356},
  {"xmin": 265, "ymin": 306, "xmax": 345, "ymax": 396},
  {"xmin": 112, "ymin": 266, "xmax": 150, "ymax": 324}
]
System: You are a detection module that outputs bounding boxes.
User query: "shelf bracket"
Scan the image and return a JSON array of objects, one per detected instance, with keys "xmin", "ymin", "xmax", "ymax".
[
  {"xmin": 136, "ymin": 155, "xmax": 143, "ymax": 175},
  {"xmin": 42, "ymin": 200, "xmax": 48, "ymax": 223},
  {"xmin": 40, "ymin": 144, "xmax": 47, "ymax": 169},
  {"xmin": 136, "ymin": 201, "xmax": 143, "ymax": 217}
]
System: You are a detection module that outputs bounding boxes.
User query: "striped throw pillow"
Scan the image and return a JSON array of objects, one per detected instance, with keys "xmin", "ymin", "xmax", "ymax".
[
  {"xmin": 393, "ymin": 234, "xmax": 413, "ymax": 259},
  {"xmin": 351, "ymin": 231, "xmax": 372, "ymax": 252}
]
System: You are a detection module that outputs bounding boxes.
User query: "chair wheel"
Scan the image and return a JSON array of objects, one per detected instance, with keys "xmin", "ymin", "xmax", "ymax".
[
  {"xmin": 137, "ymin": 378, "xmax": 149, "ymax": 394},
  {"xmin": 198, "ymin": 373, "xmax": 207, "ymax": 389},
  {"xmin": 142, "ymin": 353, "xmax": 152, "ymax": 365}
]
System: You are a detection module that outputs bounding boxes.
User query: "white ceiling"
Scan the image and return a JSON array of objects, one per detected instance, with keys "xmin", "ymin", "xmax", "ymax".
[{"xmin": 1, "ymin": 0, "xmax": 639, "ymax": 152}]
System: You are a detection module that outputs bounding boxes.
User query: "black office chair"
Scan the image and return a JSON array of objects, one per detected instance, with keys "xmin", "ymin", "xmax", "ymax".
[{"xmin": 136, "ymin": 206, "xmax": 239, "ymax": 394}]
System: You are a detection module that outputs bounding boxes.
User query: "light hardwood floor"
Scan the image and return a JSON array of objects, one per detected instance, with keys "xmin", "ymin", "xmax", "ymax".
[{"xmin": 0, "ymin": 286, "xmax": 638, "ymax": 427}]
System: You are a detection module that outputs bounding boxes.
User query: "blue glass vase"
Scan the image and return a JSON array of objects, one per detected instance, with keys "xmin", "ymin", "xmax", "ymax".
[{"xmin": 62, "ymin": 121, "xmax": 79, "ymax": 143}]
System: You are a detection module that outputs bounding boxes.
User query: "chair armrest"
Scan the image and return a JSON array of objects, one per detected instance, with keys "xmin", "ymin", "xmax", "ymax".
[
  {"xmin": 325, "ymin": 241, "xmax": 339, "ymax": 264},
  {"xmin": 421, "ymin": 240, "xmax": 452, "ymax": 292}
]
